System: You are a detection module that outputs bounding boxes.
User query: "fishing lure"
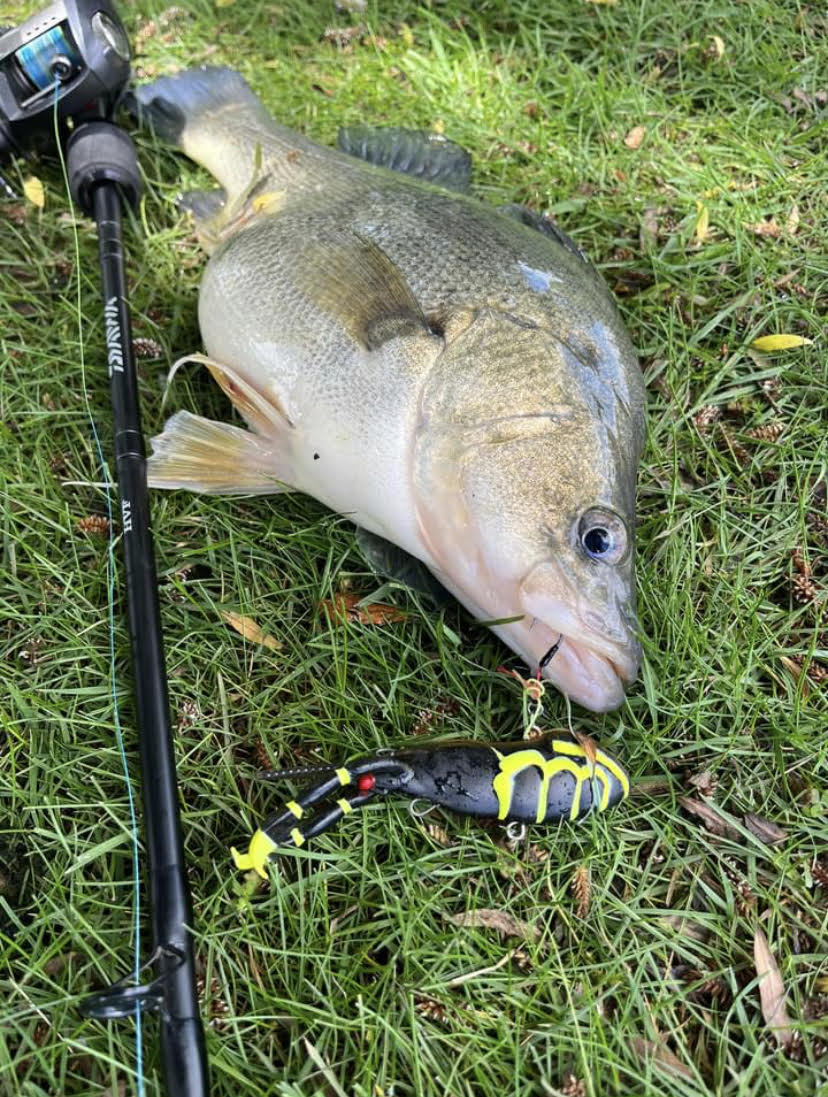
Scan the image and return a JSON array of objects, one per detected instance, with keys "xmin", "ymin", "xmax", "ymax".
[{"xmin": 231, "ymin": 733, "xmax": 629, "ymax": 877}]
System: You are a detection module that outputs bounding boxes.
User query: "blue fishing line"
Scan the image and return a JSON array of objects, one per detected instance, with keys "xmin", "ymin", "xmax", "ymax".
[
  {"xmin": 16, "ymin": 25, "xmax": 82, "ymax": 90},
  {"xmin": 52, "ymin": 86, "xmax": 146, "ymax": 1096}
]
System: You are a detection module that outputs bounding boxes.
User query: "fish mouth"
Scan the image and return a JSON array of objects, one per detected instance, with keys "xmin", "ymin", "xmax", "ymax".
[
  {"xmin": 507, "ymin": 610, "xmax": 638, "ymax": 713},
  {"xmin": 419, "ymin": 553, "xmax": 639, "ymax": 712},
  {"xmin": 424, "ymin": 556, "xmax": 638, "ymax": 711},
  {"xmin": 505, "ymin": 568, "xmax": 640, "ymax": 710}
]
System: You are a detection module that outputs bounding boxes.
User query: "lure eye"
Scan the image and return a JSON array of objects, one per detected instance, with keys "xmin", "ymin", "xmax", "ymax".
[{"xmin": 577, "ymin": 509, "xmax": 627, "ymax": 564}]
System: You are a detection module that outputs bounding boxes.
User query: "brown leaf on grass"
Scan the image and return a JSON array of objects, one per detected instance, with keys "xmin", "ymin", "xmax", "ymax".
[
  {"xmin": 571, "ymin": 729, "xmax": 599, "ymax": 765},
  {"xmin": 630, "ymin": 1037, "xmax": 694, "ymax": 1080},
  {"xmin": 640, "ymin": 206, "xmax": 659, "ymax": 250},
  {"xmin": 678, "ymin": 796, "xmax": 740, "ymax": 838},
  {"xmin": 572, "ymin": 865, "xmax": 591, "ymax": 919},
  {"xmin": 792, "ymin": 87, "xmax": 820, "ymax": 111},
  {"xmin": 791, "ymin": 548, "xmax": 810, "ymax": 577},
  {"xmin": 2, "ymin": 203, "xmax": 27, "ymax": 224},
  {"xmin": 560, "ymin": 1074, "xmax": 586, "ymax": 1097},
  {"xmin": 320, "ymin": 592, "xmax": 406, "ymax": 625},
  {"xmin": 743, "ymin": 814, "xmax": 788, "ymax": 846},
  {"xmin": 779, "ymin": 656, "xmax": 811, "ymax": 698},
  {"xmin": 220, "ymin": 610, "xmax": 282, "ymax": 650},
  {"xmin": 754, "ymin": 926, "xmax": 794, "ymax": 1048},
  {"xmin": 446, "ymin": 908, "xmax": 540, "ymax": 943},
  {"xmin": 785, "ymin": 204, "xmax": 801, "ymax": 236},
  {"xmin": 43, "ymin": 951, "xmax": 79, "ymax": 976},
  {"xmin": 660, "ymin": 915, "xmax": 711, "ymax": 944},
  {"xmin": 623, "ymin": 125, "xmax": 647, "ymax": 149},
  {"xmin": 688, "ymin": 770, "xmax": 718, "ymax": 798},
  {"xmin": 745, "ymin": 218, "xmax": 781, "ymax": 238}
]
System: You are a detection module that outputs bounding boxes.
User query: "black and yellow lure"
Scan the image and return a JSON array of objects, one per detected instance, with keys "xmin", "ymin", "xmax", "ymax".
[{"xmin": 231, "ymin": 734, "xmax": 629, "ymax": 877}]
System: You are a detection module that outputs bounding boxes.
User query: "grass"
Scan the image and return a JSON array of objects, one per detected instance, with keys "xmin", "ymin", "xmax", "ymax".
[{"xmin": 1, "ymin": 0, "xmax": 826, "ymax": 1094}]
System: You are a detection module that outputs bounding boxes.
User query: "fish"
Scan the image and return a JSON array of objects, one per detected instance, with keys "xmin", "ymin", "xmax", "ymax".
[{"xmin": 130, "ymin": 67, "xmax": 646, "ymax": 712}]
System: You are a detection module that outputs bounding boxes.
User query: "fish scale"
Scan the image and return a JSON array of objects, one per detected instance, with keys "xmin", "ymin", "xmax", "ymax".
[{"xmin": 132, "ymin": 66, "xmax": 646, "ymax": 712}]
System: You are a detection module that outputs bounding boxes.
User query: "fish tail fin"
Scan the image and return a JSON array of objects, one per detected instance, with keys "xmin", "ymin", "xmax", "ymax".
[
  {"xmin": 147, "ymin": 410, "xmax": 293, "ymax": 495},
  {"xmin": 128, "ymin": 67, "xmax": 276, "ymax": 199}
]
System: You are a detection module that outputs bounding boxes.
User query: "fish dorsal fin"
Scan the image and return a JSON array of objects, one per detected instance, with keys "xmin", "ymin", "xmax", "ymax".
[
  {"xmin": 498, "ymin": 203, "xmax": 594, "ymax": 268},
  {"xmin": 338, "ymin": 125, "xmax": 472, "ymax": 192},
  {"xmin": 298, "ymin": 231, "xmax": 434, "ymax": 351}
]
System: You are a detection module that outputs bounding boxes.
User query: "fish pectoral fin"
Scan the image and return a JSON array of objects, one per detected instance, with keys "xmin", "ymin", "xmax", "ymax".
[
  {"xmin": 169, "ymin": 352, "xmax": 293, "ymax": 436},
  {"xmin": 338, "ymin": 125, "xmax": 472, "ymax": 192},
  {"xmin": 300, "ymin": 231, "xmax": 433, "ymax": 352},
  {"xmin": 147, "ymin": 410, "xmax": 294, "ymax": 494},
  {"xmin": 355, "ymin": 529, "xmax": 454, "ymax": 608}
]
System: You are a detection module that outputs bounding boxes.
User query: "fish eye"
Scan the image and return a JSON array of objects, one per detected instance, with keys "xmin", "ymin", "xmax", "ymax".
[{"xmin": 577, "ymin": 509, "xmax": 627, "ymax": 564}]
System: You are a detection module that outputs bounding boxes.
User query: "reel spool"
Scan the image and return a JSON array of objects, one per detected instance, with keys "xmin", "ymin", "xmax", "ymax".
[{"xmin": 0, "ymin": 0, "xmax": 130, "ymax": 155}]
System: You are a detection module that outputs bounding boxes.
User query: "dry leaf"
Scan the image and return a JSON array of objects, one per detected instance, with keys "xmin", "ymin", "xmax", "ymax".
[
  {"xmin": 630, "ymin": 1037, "xmax": 694, "ymax": 1080},
  {"xmin": 785, "ymin": 204, "xmax": 800, "ymax": 235},
  {"xmin": 688, "ymin": 769, "xmax": 718, "ymax": 797},
  {"xmin": 751, "ymin": 334, "xmax": 813, "ymax": 351},
  {"xmin": 708, "ymin": 34, "xmax": 726, "ymax": 59},
  {"xmin": 743, "ymin": 813, "xmax": 788, "ymax": 846},
  {"xmin": 640, "ymin": 206, "xmax": 659, "ymax": 249},
  {"xmin": 23, "ymin": 176, "xmax": 45, "ymax": 209},
  {"xmin": 754, "ymin": 926, "xmax": 794, "ymax": 1047},
  {"xmin": 220, "ymin": 610, "xmax": 282, "ymax": 650},
  {"xmin": 447, "ymin": 908, "xmax": 540, "ymax": 943},
  {"xmin": 2, "ymin": 203, "xmax": 27, "ymax": 224},
  {"xmin": 660, "ymin": 915, "xmax": 711, "ymax": 944},
  {"xmin": 779, "ymin": 656, "xmax": 810, "ymax": 698},
  {"xmin": 678, "ymin": 796, "xmax": 740, "ymax": 839},
  {"xmin": 320, "ymin": 592, "xmax": 406, "ymax": 625},
  {"xmin": 623, "ymin": 125, "xmax": 646, "ymax": 150},
  {"xmin": 694, "ymin": 202, "xmax": 710, "ymax": 245},
  {"xmin": 745, "ymin": 218, "xmax": 781, "ymax": 238}
]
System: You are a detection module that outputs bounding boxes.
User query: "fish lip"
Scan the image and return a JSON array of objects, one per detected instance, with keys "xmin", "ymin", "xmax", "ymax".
[
  {"xmin": 515, "ymin": 574, "xmax": 640, "ymax": 711},
  {"xmin": 522, "ymin": 603, "xmax": 641, "ymax": 684}
]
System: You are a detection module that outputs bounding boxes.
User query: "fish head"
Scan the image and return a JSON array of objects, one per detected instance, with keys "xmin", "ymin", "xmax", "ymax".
[{"xmin": 414, "ymin": 309, "xmax": 646, "ymax": 712}]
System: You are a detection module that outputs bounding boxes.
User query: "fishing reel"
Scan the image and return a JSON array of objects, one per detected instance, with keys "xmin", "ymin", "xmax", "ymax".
[{"xmin": 0, "ymin": 0, "xmax": 130, "ymax": 157}]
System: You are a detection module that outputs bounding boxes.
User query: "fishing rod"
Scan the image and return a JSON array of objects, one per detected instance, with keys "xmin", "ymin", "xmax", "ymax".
[{"xmin": 0, "ymin": 4, "xmax": 209, "ymax": 1093}]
